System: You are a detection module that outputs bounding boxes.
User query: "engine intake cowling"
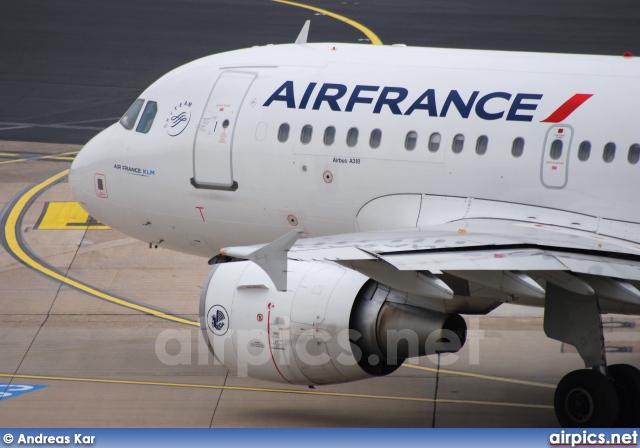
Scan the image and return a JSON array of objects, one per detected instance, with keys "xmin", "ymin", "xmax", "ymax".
[{"xmin": 200, "ymin": 260, "xmax": 466, "ymax": 386}]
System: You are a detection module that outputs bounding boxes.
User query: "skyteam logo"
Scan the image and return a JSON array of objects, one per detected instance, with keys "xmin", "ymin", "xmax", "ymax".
[
  {"xmin": 164, "ymin": 100, "xmax": 192, "ymax": 136},
  {"xmin": 207, "ymin": 304, "xmax": 229, "ymax": 336}
]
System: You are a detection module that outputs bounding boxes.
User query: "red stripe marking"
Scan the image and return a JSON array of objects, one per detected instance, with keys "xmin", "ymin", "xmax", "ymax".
[
  {"xmin": 267, "ymin": 309, "xmax": 291, "ymax": 384},
  {"xmin": 541, "ymin": 93, "xmax": 593, "ymax": 123}
]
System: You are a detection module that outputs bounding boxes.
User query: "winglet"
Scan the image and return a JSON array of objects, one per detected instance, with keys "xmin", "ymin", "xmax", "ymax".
[
  {"xmin": 222, "ymin": 230, "xmax": 303, "ymax": 291},
  {"xmin": 295, "ymin": 20, "xmax": 310, "ymax": 44}
]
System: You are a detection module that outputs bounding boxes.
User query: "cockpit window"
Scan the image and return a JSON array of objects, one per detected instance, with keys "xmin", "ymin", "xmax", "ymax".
[
  {"xmin": 136, "ymin": 101, "xmax": 158, "ymax": 134},
  {"xmin": 119, "ymin": 99, "xmax": 145, "ymax": 130}
]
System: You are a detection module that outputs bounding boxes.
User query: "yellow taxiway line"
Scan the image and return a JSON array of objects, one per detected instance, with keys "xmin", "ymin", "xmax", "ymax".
[
  {"xmin": 404, "ymin": 364, "xmax": 556, "ymax": 389},
  {"xmin": 42, "ymin": 156, "xmax": 76, "ymax": 161},
  {"xmin": 0, "ymin": 150, "xmax": 79, "ymax": 165},
  {"xmin": 272, "ymin": 0, "xmax": 383, "ymax": 45},
  {"xmin": 0, "ymin": 373, "xmax": 552, "ymax": 409},
  {"xmin": 2, "ymin": 169, "xmax": 199, "ymax": 327},
  {"xmin": 0, "ymin": 158, "xmax": 30, "ymax": 165}
]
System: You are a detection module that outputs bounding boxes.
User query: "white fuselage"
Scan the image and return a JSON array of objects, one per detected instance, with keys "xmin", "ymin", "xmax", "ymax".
[{"xmin": 69, "ymin": 43, "xmax": 640, "ymax": 257}]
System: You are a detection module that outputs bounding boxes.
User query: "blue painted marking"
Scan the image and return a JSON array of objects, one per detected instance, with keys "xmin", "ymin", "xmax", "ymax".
[{"xmin": 0, "ymin": 383, "xmax": 47, "ymax": 401}]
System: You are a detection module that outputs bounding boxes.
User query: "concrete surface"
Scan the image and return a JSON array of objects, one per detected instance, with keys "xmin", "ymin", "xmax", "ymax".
[
  {"xmin": 1, "ymin": 0, "xmax": 639, "ymax": 428},
  {"xmin": 1, "ymin": 151, "xmax": 639, "ymax": 427}
]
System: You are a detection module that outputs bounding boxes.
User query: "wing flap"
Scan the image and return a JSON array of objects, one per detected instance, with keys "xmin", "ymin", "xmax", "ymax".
[
  {"xmin": 291, "ymin": 219, "xmax": 640, "ymax": 258},
  {"xmin": 553, "ymin": 252, "xmax": 640, "ymax": 282},
  {"xmin": 378, "ymin": 249, "xmax": 640, "ymax": 282},
  {"xmin": 379, "ymin": 248, "xmax": 569, "ymax": 271}
]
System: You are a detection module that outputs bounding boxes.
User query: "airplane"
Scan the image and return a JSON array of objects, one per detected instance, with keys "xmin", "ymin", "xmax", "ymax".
[{"xmin": 69, "ymin": 21, "xmax": 640, "ymax": 427}]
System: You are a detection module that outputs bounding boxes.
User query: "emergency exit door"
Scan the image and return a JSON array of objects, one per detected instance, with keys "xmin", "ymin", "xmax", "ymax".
[
  {"xmin": 192, "ymin": 71, "xmax": 256, "ymax": 190},
  {"xmin": 541, "ymin": 125, "xmax": 573, "ymax": 189}
]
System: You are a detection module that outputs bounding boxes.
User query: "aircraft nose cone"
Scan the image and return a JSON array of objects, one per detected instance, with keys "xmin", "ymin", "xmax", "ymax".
[{"xmin": 69, "ymin": 125, "xmax": 111, "ymax": 204}]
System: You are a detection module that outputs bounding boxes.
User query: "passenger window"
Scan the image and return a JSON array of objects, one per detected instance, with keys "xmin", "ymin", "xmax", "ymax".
[
  {"xmin": 119, "ymin": 99, "xmax": 145, "ymax": 130},
  {"xmin": 346, "ymin": 128, "xmax": 359, "ymax": 147},
  {"xmin": 475, "ymin": 135, "xmax": 488, "ymax": 155},
  {"xmin": 404, "ymin": 131, "xmax": 417, "ymax": 151},
  {"xmin": 549, "ymin": 139, "xmax": 563, "ymax": 160},
  {"xmin": 511, "ymin": 137, "xmax": 524, "ymax": 158},
  {"xmin": 603, "ymin": 143, "xmax": 616, "ymax": 163},
  {"xmin": 277, "ymin": 123, "xmax": 290, "ymax": 142},
  {"xmin": 578, "ymin": 141, "xmax": 591, "ymax": 161},
  {"xmin": 370, "ymin": 129, "xmax": 382, "ymax": 149},
  {"xmin": 300, "ymin": 125, "xmax": 313, "ymax": 144},
  {"xmin": 628, "ymin": 144, "xmax": 640, "ymax": 165},
  {"xmin": 324, "ymin": 126, "xmax": 336, "ymax": 146},
  {"xmin": 428, "ymin": 133, "xmax": 441, "ymax": 152},
  {"xmin": 452, "ymin": 134, "xmax": 464, "ymax": 154},
  {"xmin": 136, "ymin": 101, "xmax": 158, "ymax": 134}
]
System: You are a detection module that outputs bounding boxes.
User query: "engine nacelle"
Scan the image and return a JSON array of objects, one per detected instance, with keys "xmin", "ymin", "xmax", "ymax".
[{"xmin": 200, "ymin": 260, "xmax": 466, "ymax": 386}]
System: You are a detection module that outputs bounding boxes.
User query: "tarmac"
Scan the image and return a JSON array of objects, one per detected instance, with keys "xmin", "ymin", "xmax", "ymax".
[
  {"xmin": 1, "ymin": 142, "xmax": 639, "ymax": 426},
  {"xmin": 1, "ymin": 0, "xmax": 639, "ymax": 428}
]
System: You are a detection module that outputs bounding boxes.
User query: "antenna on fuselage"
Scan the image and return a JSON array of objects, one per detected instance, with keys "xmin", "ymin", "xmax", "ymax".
[{"xmin": 295, "ymin": 20, "xmax": 310, "ymax": 44}]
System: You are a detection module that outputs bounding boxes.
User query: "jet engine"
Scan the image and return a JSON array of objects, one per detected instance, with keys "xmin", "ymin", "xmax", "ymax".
[{"xmin": 199, "ymin": 260, "xmax": 467, "ymax": 386}]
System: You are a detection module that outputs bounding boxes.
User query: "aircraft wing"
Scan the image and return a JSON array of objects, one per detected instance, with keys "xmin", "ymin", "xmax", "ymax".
[
  {"xmin": 292, "ymin": 218, "xmax": 640, "ymax": 270},
  {"xmin": 223, "ymin": 218, "xmax": 640, "ymax": 308}
]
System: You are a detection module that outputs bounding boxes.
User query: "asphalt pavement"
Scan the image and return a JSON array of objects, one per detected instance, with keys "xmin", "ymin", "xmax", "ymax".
[{"xmin": 1, "ymin": 0, "xmax": 639, "ymax": 144}]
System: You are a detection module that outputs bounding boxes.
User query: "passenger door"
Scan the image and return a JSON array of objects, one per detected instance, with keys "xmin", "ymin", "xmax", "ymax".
[
  {"xmin": 541, "ymin": 125, "xmax": 573, "ymax": 189},
  {"xmin": 192, "ymin": 71, "xmax": 257, "ymax": 190}
]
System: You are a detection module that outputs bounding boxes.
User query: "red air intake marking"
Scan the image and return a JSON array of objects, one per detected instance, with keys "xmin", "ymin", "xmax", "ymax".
[{"xmin": 541, "ymin": 94, "xmax": 593, "ymax": 123}]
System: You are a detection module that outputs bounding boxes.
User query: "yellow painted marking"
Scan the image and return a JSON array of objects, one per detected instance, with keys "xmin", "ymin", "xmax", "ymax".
[
  {"xmin": 43, "ymin": 156, "xmax": 76, "ymax": 161},
  {"xmin": 36, "ymin": 201, "xmax": 109, "ymax": 230},
  {"xmin": 0, "ymin": 158, "xmax": 29, "ymax": 165},
  {"xmin": 0, "ymin": 373, "xmax": 552, "ymax": 409},
  {"xmin": 3, "ymin": 169, "xmax": 198, "ymax": 327},
  {"xmin": 49, "ymin": 151, "xmax": 80, "ymax": 158},
  {"xmin": 404, "ymin": 364, "xmax": 556, "ymax": 389},
  {"xmin": 272, "ymin": 0, "xmax": 382, "ymax": 45},
  {"xmin": 0, "ymin": 151, "xmax": 77, "ymax": 165}
]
